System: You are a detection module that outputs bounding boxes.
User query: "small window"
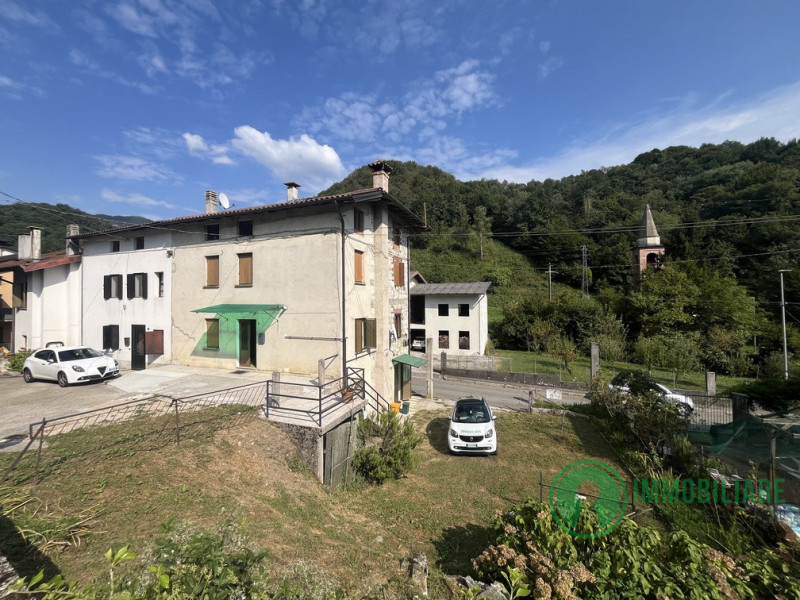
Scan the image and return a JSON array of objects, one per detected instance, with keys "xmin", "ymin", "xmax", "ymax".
[
  {"xmin": 126, "ymin": 273, "xmax": 148, "ymax": 299},
  {"xmin": 206, "ymin": 319, "xmax": 220, "ymax": 349},
  {"xmin": 238, "ymin": 252, "xmax": 253, "ymax": 286},
  {"xmin": 393, "ymin": 312, "xmax": 402, "ymax": 340},
  {"xmin": 355, "ymin": 318, "xmax": 377, "ymax": 353},
  {"xmin": 238, "ymin": 220, "xmax": 253, "ymax": 237},
  {"xmin": 459, "ymin": 303, "xmax": 470, "ymax": 317},
  {"xmin": 393, "ymin": 258, "xmax": 405, "ymax": 287},
  {"xmin": 438, "ymin": 330, "xmax": 450, "ymax": 349},
  {"xmin": 206, "ymin": 224, "xmax": 220, "ymax": 241},
  {"xmin": 459, "ymin": 331, "xmax": 470, "ymax": 350},
  {"xmin": 102, "ymin": 325, "xmax": 120, "ymax": 351},
  {"xmin": 103, "ymin": 274, "xmax": 123, "ymax": 300},
  {"xmin": 354, "ymin": 209, "xmax": 365, "ymax": 233},
  {"xmin": 134, "ymin": 236, "xmax": 145, "ymax": 250},
  {"xmin": 354, "ymin": 250, "xmax": 364, "ymax": 284},
  {"xmin": 111, "ymin": 241, "xmax": 120, "ymax": 253},
  {"xmin": 156, "ymin": 272, "xmax": 164, "ymax": 297},
  {"xmin": 438, "ymin": 303, "xmax": 449, "ymax": 317},
  {"xmin": 206, "ymin": 256, "xmax": 220, "ymax": 287},
  {"xmin": 12, "ymin": 277, "xmax": 27, "ymax": 308}
]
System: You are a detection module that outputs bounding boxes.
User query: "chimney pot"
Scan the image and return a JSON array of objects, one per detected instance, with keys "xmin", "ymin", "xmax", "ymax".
[
  {"xmin": 205, "ymin": 190, "xmax": 219, "ymax": 214},
  {"xmin": 368, "ymin": 160, "xmax": 392, "ymax": 193},
  {"xmin": 285, "ymin": 182, "xmax": 301, "ymax": 202},
  {"xmin": 66, "ymin": 224, "xmax": 80, "ymax": 256}
]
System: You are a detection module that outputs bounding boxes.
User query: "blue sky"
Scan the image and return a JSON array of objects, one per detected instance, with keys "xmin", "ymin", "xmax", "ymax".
[{"xmin": 1, "ymin": 1, "xmax": 800, "ymax": 222}]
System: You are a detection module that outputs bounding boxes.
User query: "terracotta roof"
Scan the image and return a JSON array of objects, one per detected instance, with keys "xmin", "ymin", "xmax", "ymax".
[
  {"xmin": 73, "ymin": 187, "xmax": 427, "ymax": 239},
  {"xmin": 0, "ymin": 250, "xmax": 81, "ymax": 272}
]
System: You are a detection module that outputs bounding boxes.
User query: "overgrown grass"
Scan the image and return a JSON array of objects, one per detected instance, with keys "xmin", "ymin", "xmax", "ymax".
[{"xmin": 0, "ymin": 408, "xmax": 633, "ymax": 598}]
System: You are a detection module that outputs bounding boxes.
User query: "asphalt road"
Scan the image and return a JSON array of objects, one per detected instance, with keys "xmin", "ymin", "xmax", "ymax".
[{"xmin": 411, "ymin": 371, "xmax": 589, "ymax": 411}]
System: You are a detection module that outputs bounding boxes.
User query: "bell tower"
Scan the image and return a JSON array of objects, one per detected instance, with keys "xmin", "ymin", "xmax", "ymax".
[{"xmin": 634, "ymin": 204, "xmax": 665, "ymax": 279}]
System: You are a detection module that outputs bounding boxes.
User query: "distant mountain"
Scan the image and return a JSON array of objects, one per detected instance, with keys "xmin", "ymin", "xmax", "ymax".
[{"xmin": 0, "ymin": 202, "xmax": 151, "ymax": 254}]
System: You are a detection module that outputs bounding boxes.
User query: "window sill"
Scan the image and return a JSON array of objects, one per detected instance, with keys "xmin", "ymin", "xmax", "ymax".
[
  {"xmin": 204, "ymin": 347, "xmax": 220, "ymax": 352},
  {"xmin": 203, "ymin": 285, "xmax": 219, "ymax": 289},
  {"xmin": 355, "ymin": 281, "xmax": 366, "ymax": 286},
  {"xmin": 235, "ymin": 284, "xmax": 253, "ymax": 288}
]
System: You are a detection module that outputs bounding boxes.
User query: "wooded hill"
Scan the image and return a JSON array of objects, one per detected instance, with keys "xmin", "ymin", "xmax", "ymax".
[{"xmin": 0, "ymin": 203, "xmax": 148, "ymax": 254}]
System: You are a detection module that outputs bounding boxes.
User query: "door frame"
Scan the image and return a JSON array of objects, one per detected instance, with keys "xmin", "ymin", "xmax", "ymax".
[
  {"xmin": 131, "ymin": 324, "xmax": 146, "ymax": 370},
  {"xmin": 237, "ymin": 319, "xmax": 257, "ymax": 368}
]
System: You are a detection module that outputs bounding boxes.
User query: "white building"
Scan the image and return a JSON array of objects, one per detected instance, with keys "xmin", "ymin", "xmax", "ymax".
[{"xmin": 408, "ymin": 282, "xmax": 491, "ymax": 356}]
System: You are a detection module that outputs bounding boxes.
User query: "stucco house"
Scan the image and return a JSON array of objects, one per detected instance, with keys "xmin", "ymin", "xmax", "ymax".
[
  {"xmin": 408, "ymin": 281, "xmax": 491, "ymax": 356},
  {"xmin": 70, "ymin": 161, "xmax": 425, "ymax": 404}
]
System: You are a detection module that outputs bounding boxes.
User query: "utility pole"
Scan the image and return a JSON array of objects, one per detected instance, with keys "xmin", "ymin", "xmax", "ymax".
[
  {"xmin": 780, "ymin": 270, "xmax": 791, "ymax": 380},
  {"xmin": 581, "ymin": 245, "xmax": 589, "ymax": 299},
  {"xmin": 546, "ymin": 263, "xmax": 556, "ymax": 302}
]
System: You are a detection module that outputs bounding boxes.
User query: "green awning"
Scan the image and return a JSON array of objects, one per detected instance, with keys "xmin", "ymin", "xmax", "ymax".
[
  {"xmin": 192, "ymin": 304, "xmax": 285, "ymax": 314},
  {"xmin": 393, "ymin": 353, "xmax": 427, "ymax": 367}
]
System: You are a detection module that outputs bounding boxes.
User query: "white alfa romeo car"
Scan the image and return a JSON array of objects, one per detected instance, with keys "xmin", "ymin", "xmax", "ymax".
[
  {"xmin": 22, "ymin": 346, "xmax": 120, "ymax": 387},
  {"xmin": 448, "ymin": 396, "xmax": 497, "ymax": 455}
]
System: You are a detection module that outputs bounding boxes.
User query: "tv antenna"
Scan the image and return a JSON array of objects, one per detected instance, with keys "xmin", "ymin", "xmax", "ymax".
[{"xmin": 219, "ymin": 192, "xmax": 231, "ymax": 209}]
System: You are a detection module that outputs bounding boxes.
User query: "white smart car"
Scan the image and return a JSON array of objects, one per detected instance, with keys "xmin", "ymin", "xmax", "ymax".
[
  {"xmin": 448, "ymin": 396, "xmax": 497, "ymax": 455},
  {"xmin": 22, "ymin": 346, "xmax": 120, "ymax": 387}
]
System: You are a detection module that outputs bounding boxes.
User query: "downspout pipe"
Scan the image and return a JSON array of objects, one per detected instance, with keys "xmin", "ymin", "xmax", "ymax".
[{"xmin": 336, "ymin": 201, "xmax": 347, "ymax": 377}]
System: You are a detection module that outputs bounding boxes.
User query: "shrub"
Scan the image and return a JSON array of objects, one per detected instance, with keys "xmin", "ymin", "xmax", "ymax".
[
  {"xmin": 8, "ymin": 349, "xmax": 33, "ymax": 372},
  {"xmin": 352, "ymin": 410, "xmax": 423, "ymax": 484}
]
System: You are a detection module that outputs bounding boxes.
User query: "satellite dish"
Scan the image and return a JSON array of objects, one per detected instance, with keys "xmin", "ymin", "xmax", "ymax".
[{"xmin": 219, "ymin": 193, "xmax": 230, "ymax": 209}]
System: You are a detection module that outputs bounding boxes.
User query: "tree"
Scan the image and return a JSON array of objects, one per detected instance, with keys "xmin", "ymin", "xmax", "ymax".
[
  {"xmin": 633, "ymin": 336, "xmax": 665, "ymax": 375},
  {"xmin": 661, "ymin": 333, "xmax": 700, "ymax": 387}
]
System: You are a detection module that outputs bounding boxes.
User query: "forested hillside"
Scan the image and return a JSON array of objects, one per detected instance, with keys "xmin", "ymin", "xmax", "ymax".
[
  {"xmin": 0, "ymin": 203, "xmax": 149, "ymax": 254},
  {"xmin": 322, "ymin": 139, "xmax": 800, "ymax": 378}
]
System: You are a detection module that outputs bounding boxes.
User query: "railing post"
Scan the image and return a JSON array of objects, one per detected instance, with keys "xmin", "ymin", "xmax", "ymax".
[
  {"xmin": 265, "ymin": 380, "xmax": 270, "ymax": 418},
  {"xmin": 35, "ymin": 418, "xmax": 45, "ymax": 484},
  {"xmin": 173, "ymin": 399, "xmax": 180, "ymax": 447},
  {"xmin": 319, "ymin": 383, "xmax": 323, "ymax": 426}
]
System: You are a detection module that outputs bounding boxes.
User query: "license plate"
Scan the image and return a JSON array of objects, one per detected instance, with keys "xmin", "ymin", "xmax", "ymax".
[{"xmin": 466, "ymin": 443, "xmax": 478, "ymax": 448}]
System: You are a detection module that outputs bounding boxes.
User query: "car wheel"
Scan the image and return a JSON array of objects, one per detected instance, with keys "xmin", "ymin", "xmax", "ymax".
[
  {"xmin": 23, "ymin": 368, "xmax": 33, "ymax": 383},
  {"xmin": 57, "ymin": 372, "xmax": 69, "ymax": 387},
  {"xmin": 676, "ymin": 403, "xmax": 692, "ymax": 417}
]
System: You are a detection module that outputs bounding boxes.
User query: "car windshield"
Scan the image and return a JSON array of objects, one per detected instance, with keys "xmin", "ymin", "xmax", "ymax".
[
  {"xmin": 58, "ymin": 348, "xmax": 103, "ymax": 362},
  {"xmin": 453, "ymin": 401, "xmax": 490, "ymax": 423}
]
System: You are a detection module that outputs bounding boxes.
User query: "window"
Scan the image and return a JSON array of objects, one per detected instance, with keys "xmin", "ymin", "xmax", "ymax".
[
  {"xmin": 438, "ymin": 303, "xmax": 449, "ymax": 317},
  {"xmin": 206, "ymin": 224, "xmax": 220, "ymax": 241},
  {"xmin": 393, "ymin": 312, "xmax": 402, "ymax": 341},
  {"xmin": 459, "ymin": 303, "xmax": 470, "ymax": 317},
  {"xmin": 206, "ymin": 319, "xmax": 220, "ymax": 349},
  {"xmin": 354, "ymin": 250, "xmax": 364, "ymax": 284},
  {"xmin": 392, "ymin": 225, "xmax": 401, "ymax": 246},
  {"xmin": 355, "ymin": 318, "xmax": 377, "ymax": 353},
  {"xmin": 103, "ymin": 274, "xmax": 123, "ymax": 300},
  {"xmin": 438, "ymin": 330, "xmax": 450, "ymax": 349},
  {"xmin": 206, "ymin": 256, "xmax": 220, "ymax": 287},
  {"xmin": 354, "ymin": 209, "xmax": 365, "ymax": 233},
  {"xmin": 393, "ymin": 257, "xmax": 405, "ymax": 287},
  {"xmin": 12, "ymin": 277, "xmax": 27, "ymax": 309},
  {"xmin": 156, "ymin": 272, "xmax": 164, "ymax": 297},
  {"xmin": 134, "ymin": 236, "xmax": 145, "ymax": 250},
  {"xmin": 111, "ymin": 241, "xmax": 120, "ymax": 253},
  {"xmin": 102, "ymin": 325, "xmax": 120, "ymax": 350},
  {"xmin": 459, "ymin": 331, "xmax": 470, "ymax": 350},
  {"xmin": 238, "ymin": 253, "xmax": 253, "ymax": 286},
  {"xmin": 127, "ymin": 273, "xmax": 148, "ymax": 298},
  {"xmin": 238, "ymin": 220, "xmax": 253, "ymax": 237}
]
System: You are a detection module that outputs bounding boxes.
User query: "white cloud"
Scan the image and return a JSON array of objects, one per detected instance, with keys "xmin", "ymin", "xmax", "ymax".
[
  {"xmin": 182, "ymin": 132, "xmax": 234, "ymax": 165},
  {"xmin": 0, "ymin": 0, "xmax": 57, "ymax": 29},
  {"xmin": 95, "ymin": 155, "xmax": 175, "ymax": 181},
  {"xmin": 101, "ymin": 188, "xmax": 180, "ymax": 210},
  {"xmin": 231, "ymin": 126, "xmax": 346, "ymax": 188},
  {"xmin": 478, "ymin": 80, "xmax": 800, "ymax": 183}
]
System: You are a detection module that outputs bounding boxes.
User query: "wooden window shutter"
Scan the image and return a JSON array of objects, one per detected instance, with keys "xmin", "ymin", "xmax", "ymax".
[
  {"xmin": 354, "ymin": 250, "xmax": 364, "ymax": 284},
  {"xmin": 394, "ymin": 259, "xmax": 405, "ymax": 287},
  {"xmin": 103, "ymin": 275, "xmax": 112, "ymax": 299},
  {"xmin": 355, "ymin": 319, "xmax": 364, "ymax": 353},
  {"xmin": 238, "ymin": 253, "xmax": 253, "ymax": 285},
  {"xmin": 206, "ymin": 319, "xmax": 219, "ymax": 349},
  {"xmin": 127, "ymin": 274, "xmax": 135, "ymax": 299},
  {"xmin": 365, "ymin": 318, "xmax": 377, "ymax": 349},
  {"xmin": 206, "ymin": 256, "xmax": 219, "ymax": 287},
  {"xmin": 145, "ymin": 330, "xmax": 164, "ymax": 355},
  {"xmin": 141, "ymin": 273, "xmax": 148, "ymax": 299}
]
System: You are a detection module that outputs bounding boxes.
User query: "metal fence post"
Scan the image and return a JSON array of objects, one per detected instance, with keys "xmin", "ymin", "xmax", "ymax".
[
  {"xmin": 319, "ymin": 383, "xmax": 323, "ymax": 426},
  {"xmin": 173, "ymin": 399, "xmax": 180, "ymax": 446},
  {"xmin": 35, "ymin": 418, "xmax": 45, "ymax": 484}
]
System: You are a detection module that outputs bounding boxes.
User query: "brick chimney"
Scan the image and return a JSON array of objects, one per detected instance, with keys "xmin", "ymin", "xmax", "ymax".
[
  {"xmin": 18, "ymin": 227, "xmax": 41, "ymax": 260},
  {"xmin": 285, "ymin": 182, "xmax": 301, "ymax": 202},
  {"xmin": 66, "ymin": 224, "xmax": 80, "ymax": 256},
  {"xmin": 205, "ymin": 190, "xmax": 218, "ymax": 214},
  {"xmin": 369, "ymin": 160, "xmax": 392, "ymax": 192}
]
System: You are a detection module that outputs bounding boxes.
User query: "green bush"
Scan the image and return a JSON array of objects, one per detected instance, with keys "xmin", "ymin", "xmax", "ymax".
[
  {"xmin": 729, "ymin": 376, "xmax": 800, "ymax": 412},
  {"xmin": 352, "ymin": 410, "xmax": 422, "ymax": 484},
  {"xmin": 8, "ymin": 349, "xmax": 33, "ymax": 372}
]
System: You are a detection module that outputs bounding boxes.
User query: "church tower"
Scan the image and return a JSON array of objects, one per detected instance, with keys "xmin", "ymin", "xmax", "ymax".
[{"xmin": 634, "ymin": 204, "xmax": 665, "ymax": 279}]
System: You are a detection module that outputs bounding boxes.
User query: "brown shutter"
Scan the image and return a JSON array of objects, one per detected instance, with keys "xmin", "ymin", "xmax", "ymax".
[
  {"xmin": 354, "ymin": 250, "xmax": 363, "ymax": 283},
  {"xmin": 206, "ymin": 319, "xmax": 219, "ymax": 348},
  {"xmin": 365, "ymin": 318, "xmax": 377, "ymax": 348},
  {"xmin": 206, "ymin": 256, "xmax": 219, "ymax": 287},
  {"xmin": 238, "ymin": 253, "xmax": 253, "ymax": 285},
  {"xmin": 355, "ymin": 319, "xmax": 364, "ymax": 353},
  {"xmin": 145, "ymin": 330, "xmax": 163, "ymax": 355}
]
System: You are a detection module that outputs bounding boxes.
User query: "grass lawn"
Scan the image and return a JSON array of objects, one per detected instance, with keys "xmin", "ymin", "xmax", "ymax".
[{"xmin": 0, "ymin": 407, "xmax": 640, "ymax": 598}]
